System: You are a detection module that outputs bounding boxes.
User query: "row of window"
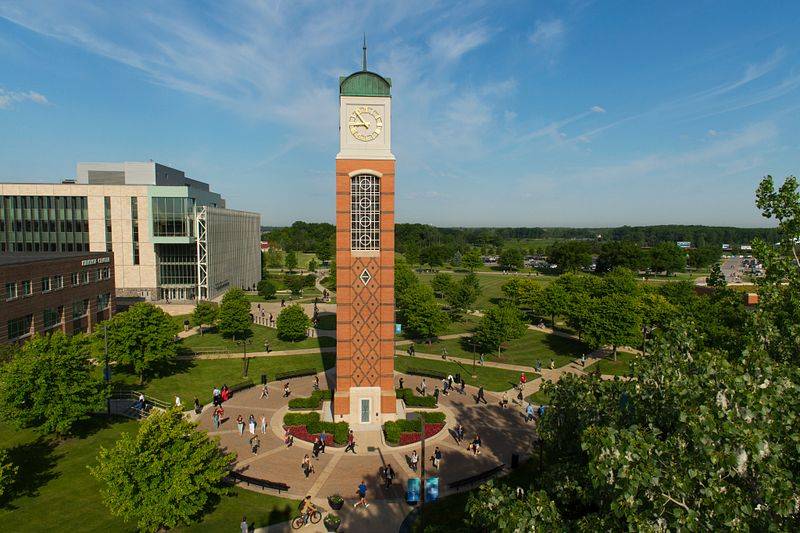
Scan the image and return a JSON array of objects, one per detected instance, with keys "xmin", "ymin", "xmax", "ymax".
[
  {"xmin": 0, "ymin": 195, "xmax": 90, "ymax": 253},
  {"xmin": 6, "ymin": 293, "xmax": 111, "ymax": 340},
  {"xmin": 5, "ymin": 268, "xmax": 111, "ymax": 301}
]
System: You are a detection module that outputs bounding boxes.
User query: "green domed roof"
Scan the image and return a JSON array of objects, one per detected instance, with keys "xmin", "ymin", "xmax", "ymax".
[{"xmin": 339, "ymin": 71, "xmax": 391, "ymax": 97}]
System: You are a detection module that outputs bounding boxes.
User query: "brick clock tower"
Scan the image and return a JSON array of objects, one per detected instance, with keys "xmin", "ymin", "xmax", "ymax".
[{"xmin": 333, "ymin": 43, "xmax": 397, "ymax": 425}]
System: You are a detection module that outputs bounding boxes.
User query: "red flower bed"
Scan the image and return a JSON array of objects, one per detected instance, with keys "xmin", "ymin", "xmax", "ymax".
[
  {"xmin": 398, "ymin": 423, "xmax": 445, "ymax": 445},
  {"xmin": 284, "ymin": 425, "xmax": 336, "ymax": 446}
]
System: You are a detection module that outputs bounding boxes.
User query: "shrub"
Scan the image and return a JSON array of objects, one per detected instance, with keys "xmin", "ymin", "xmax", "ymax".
[
  {"xmin": 283, "ymin": 412, "xmax": 319, "ymax": 426},
  {"xmin": 276, "ymin": 304, "xmax": 311, "ymax": 341},
  {"xmin": 384, "ymin": 412, "xmax": 446, "ymax": 444},
  {"xmin": 406, "ymin": 367, "xmax": 447, "ymax": 380},
  {"xmin": 275, "ymin": 368, "xmax": 317, "ymax": 380},
  {"xmin": 257, "ymin": 279, "xmax": 277, "ymax": 300},
  {"xmin": 283, "ymin": 412, "xmax": 348, "ymax": 444},
  {"xmin": 288, "ymin": 389, "xmax": 332, "ymax": 409},
  {"xmin": 396, "ymin": 388, "xmax": 437, "ymax": 408}
]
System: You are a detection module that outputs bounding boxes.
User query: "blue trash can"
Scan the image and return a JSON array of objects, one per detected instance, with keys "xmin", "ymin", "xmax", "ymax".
[
  {"xmin": 425, "ymin": 477, "xmax": 439, "ymax": 502},
  {"xmin": 406, "ymin": 477, "xmax": 420, "ymax": 504}
]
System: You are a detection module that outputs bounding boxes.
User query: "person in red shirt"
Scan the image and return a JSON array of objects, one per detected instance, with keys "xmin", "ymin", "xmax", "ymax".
[{"xmin": 519, "ymin": 373, "xmax": 527, "ymax": 386}]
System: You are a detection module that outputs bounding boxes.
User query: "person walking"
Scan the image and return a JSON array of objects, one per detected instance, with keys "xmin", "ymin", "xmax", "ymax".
[
  {"xmin": 460, "ymin": 379, "xmax": 466, "ymax": 395},
  {"xmin": 519, "ymin": 373, "xmax": 527, "ymax": 387},
  {"xmin": 175, "ymin": 396, "xmax": 182, "ymax": 408},
  {"xmin": 312, "ymin": 438, "xmax": 322, "ymax": 459},
  {"xmin": 455, "ymin": 423, "xmax": 464, "ymax": 444},
  {"xmin": 479, "ymin": 353, "xmax": 484, "ymax": 366},
  {"xmin": 236, "ymin": 414, "xmax": 244, "ymax": 436},
  {"xmin": 477, "ymin": 386, "xmax": 487, "ymax": 404},
  {"xmin": 250, "ymin": 435, "xmax": 260, "ymax": 455},
  {"xmin": 302, "ymin": 454, "xmax": 314, "ymax": 478},
  {"xmin": 283, "ymin": 382, "xmax": 291, "ymax": 397},
  {"xmin": 260, "ymin": 415, "xmax": 267, "ymax": 434},
  {"xmin": 501, "ymin": 391, "xmax": 509, "ymax": 409},
  {"xmin": 345, "ymin": 430, "xmax": 356, "ymax": 453},
  {"xmin": 441, "ymin": 378, "xmax": 449, "ymax": 395},
  {"xmin": 385, "ymin": 464, "xmax": 395, "ymax": 489},
  {"xmin": 526, "ymin": 403, "xmax": 535, "ymax": 423},
  {"xmin": 212, "ymin": 410, "xmax": 220, "ymax": 429},
  {"xmin": 212, "ymin": 387, "xmax": 221, "ymax": 407},
  {"xmin": 432, "ymin": 447, "xmax": 442, "ymax": 469},
  {"xmin": 241, "ymin": 515, "xmax": 249, "ymax": 533},
  {"xmin": 549, "ymin": 358, "xmax": 555, "ymax": 370},
  {"xmin": 260, "ymin": 383, "xmax": 269, "ymax": 399},
  {"xmin": 355, "ymin": 480, "xmax": 369, "ymax": 508},
  {"xmin": 313, "ymin": 375, "xmax": 320, "ymax": 391},
  {"xmin": 410, "ymin": 450, "xmax": 419, "ymax": 472},
  {"xmin": 248, "ymin": 414, "xmax": 256, "ymax": 435},
  {"xmin": 420, "ymin": 378, "xmax": 427, "ymax": 396},
  {"xmin": 193, "ymin": 397, "xmax": 201, "ymax": 415},
  {"xmin": 433, "ymin": 387, "xmax": 440, "ymax": 403},
  {"xmin": 470, "ymin": 434, "xmax": 482, "ymax": 456},
  {"xmin": 320, "ymin": 430, "xmax": 327, "ymax": 453},
  {"xmin": 581, "ymin": 353, "xmax": 586, "ymax": 367},
  {"xmin": 284, "ymin": 427, "xmax": 294, "ymax": 447},
  {"xmin": 536, "ymin": 360, "xmax": 542, "ymax": 373},
  {"xmin": 398, "ymin": 377, "xmax": 404, "ymax": 390}
]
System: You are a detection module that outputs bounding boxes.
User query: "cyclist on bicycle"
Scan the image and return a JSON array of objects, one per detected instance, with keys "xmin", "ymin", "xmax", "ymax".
[{"xmin": 299, "ymin": 495, "xmax": 317, "ymax": 524}]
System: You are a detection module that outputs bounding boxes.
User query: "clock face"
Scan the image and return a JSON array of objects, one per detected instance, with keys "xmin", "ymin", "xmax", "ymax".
[{"xmin": 348, "ymin": 106, "xmax": 383, "ymax": 142}]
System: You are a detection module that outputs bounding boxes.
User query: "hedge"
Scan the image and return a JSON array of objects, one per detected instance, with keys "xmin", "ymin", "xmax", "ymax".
[
  {"xmin": 288, "ymin": 389, "xmax": 333, "ymax": 409},
  {"xmin": 395, "ymin": 388, "xmax": 437, "ymax": 408},
  {"xmin": 229, "ymin": 379, "xmax": 254, "ymax": 393},
  {"xmin": 383, "ymin": 412, "xmax": 446, "ymax": 444},
  {"xmin": 405, "ymin": 367, "xmax": 447, "ymax": 380},
  {"xmin": 282, "ymin": 411, "xmax": 349, "ymax": 444},
  {"xmin": 275, "ymin": 368, "xmax": 317, "ymax": 381}
]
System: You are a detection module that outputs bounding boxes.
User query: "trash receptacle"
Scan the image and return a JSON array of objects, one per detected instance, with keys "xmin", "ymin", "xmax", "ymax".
[
  {"xmin": 406, "ymin": 477, "xmax": 420, "ymax": 504},
  {"xmin": 511, "ymin": 453, "xmax": 520, "ymax": 469},
  {"xmin": 455, "ymin": 373, "xmax": 462, "ymax": 383},
  {"xmin": 261, "ymin": 374, "xmax": 267, "ymax": 385}
]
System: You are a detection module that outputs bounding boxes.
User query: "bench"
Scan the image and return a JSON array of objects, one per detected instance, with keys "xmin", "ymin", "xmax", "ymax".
[
  {"xmin": 447, "ymin": 463, "xmax": 505, "ymax": 491},
  {"xmin": 229, "ymin": 471, "xmax": 290, "ymax": 493},
  {"xmin": 275, "ymin": 368, "xmax": 318, "ymax": 381}
]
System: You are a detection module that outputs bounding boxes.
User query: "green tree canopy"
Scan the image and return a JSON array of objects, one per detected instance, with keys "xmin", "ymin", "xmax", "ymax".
[
  {"xmin": 501, "ymin": 277, "xmax": 543, "ymax": 309},
  {"xmin": 284, "ymin": 250, "xmax": 298, "ymax": 272},
  {"xmin": 90, "ymin": 408, "xmax": 235, "ymax": 532},
  {"xmin": 430, "ymin": 272, "xmax": 454, "ymax": 298},
  {"xmin": 257, "ymin": 278, "xmax": 277, "ymax": 300},
  {"xmin": 276, "ymin": 304, "xmax": 311, "ymax": 341},
  {"xmin": 648, "ymin": 242, "xmax": 686, "ymax": 274},
  {"xmin": 307, "ymin": 258, "xmax": 318, "ymax": 272},
  {"xmin": 398, "ymin": 284, "xmax": 449, "ymax": 339},
  {"xmin": 499, "ymin": 247, "xmax": 524, "ymax": 270},
  {"xmin": 582, "ymin": 293, "xmax": 641, "ymax": 358},
  {"xmin": 0, "ymin": 332, "xmax": 106, "ymax": 435},
  {"xmin": 191, "ymin": 301, "xmax": 218, "ymax": 335},
  {"xmin": 285, "ymin": 274, "xmax": 306, "ymax": 296},
  {"xmin": 445, "ymin": 273, "xmax": 481, "ymax": 319},
  {"xmin": 461, "ymin": 248, "xmax": 483, "ymax": 271},
  {"xmin": 536, "ymin": 283, "xmax": 569, "ymax": 327},
  {"xmin": 473, "ymin": 304, "xmax": 527, "ymax": 355},
  {"xmin": 217, "ymin": 288, "xmax": 253, "ymax": 341},
  {"xmin": 395, "ymin": 257, "xmax": 419, "ymax": 302},
  {"xmin": 265, "ymin": 248, "xmax": 284, "ymax": 268},
  {"xmin": 0, "ymin": 448, "xmax": 17, "ymax": 499},
  {"xmin": 548, "ymin": 241, "xmax": 592, "ymax": 272},
  {"xmin": 595, "ymin": 240, "xmax": 646, "ymax": 273},
  {"xmin": 706, "ymin": 262, "xmax": 727, "ymax": 287},
  {"xmin": 102, "ymin": 303, "xmax": 178, "ymax": 384},
  {"xmin": 687, "ymin": 246, "xmax": 722, "ymax": 269}
]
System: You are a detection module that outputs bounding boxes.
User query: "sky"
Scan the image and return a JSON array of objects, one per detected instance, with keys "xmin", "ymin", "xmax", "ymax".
[{"xmin": 0, "ymin": 0, "xmax": 798, "ymax": 228}]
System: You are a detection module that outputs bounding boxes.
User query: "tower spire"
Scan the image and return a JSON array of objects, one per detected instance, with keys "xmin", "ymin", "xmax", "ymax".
[{"xmin": 362, "ymin": 34, "xmax": 367, "ymax": 71}]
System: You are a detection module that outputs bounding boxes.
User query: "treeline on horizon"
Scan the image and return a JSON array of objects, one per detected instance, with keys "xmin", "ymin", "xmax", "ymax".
[{"xmin": 262, "ymin": 221, "xmax": 779, "ymax": 258}]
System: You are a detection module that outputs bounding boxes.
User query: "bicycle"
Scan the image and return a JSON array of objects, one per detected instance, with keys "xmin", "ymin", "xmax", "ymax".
[{"xmin": 291, "ymin": 509, "xmax": 322, "ymax": 529}]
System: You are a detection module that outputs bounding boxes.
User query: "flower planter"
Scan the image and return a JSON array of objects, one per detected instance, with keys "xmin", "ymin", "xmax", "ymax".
[
  {"xmin": 328, "ymin": 494, "xmax": 344, "ymax": 510},
  {"xmin": 324, "ymin": 515, "xmax": 341, "ymax": 532}
]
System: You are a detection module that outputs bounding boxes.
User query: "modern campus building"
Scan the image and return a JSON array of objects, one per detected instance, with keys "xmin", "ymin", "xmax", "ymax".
[
  {"xmin": 0, "ymin": 161, "xmax": 260, "ymax": 302},
  {"xmin": 334, "ymin": 44, "xmax": 398, "ymax": 425},
  {"xmin": 1, "ymin": 251, "xmax": 115, "ymax": 344}
]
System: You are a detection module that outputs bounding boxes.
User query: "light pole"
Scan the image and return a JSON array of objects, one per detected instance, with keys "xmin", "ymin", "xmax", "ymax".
[
  {"xmin": 103, "ymin": 324, "xmax": 110, "ymax": 416},
  {"xmin": 419, "ymin": 414, "xmax": 426, "ymax": 531},
  {"xmin": 236, "ymin": 337, "xmax": 253, "ymax": 377},
  {"xmin": 470, "ymin": 339, "xmax": 478, "ymax": 378}
]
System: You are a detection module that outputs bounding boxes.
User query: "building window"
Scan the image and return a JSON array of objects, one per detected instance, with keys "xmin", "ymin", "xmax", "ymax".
[
  {"xmin": 7, "ymin": 315, "xmax": 32, "ymax": 340},
  {"xmin": 5, "ymin": 282, "xmax": 17, "ymax": 301},
  {"xmin": 131, "ymin": 197, "xmax": 140, "ymax": 265},
  {"xmin": 41, "ymin": 277, "xmax": 51, "ymax": 292},
  {"xmin": 53, "ymin": 275, "xmax": 64, "ymax": 290},
  {"xmin": 71, "ymin": 272, "xmax": 79, "ymax": 286},
  {"xmin": 350, "ymin": 174, "xmax": 380, "ymax": 251},
  {"xmin": 72, "ymin": 300, "xmax": 88, "ymax": 320},
  {"xmin": 81, "ymin": 271, "xmax": 90, "ymax": 285},
  {"xmin": 43, "ymin": 307, "xmax": 63, "ymax": 330},
  {"xmin": 104, "ymin": 196, "xmax": 112, "ymax": 252},
  {"xmin": 97, "ymin": 293, "xmax": 110, "ymax": 310},
  {"xmin": 151, "ymin": 197, "xmax": 195, "ymax": 237},
  {"xmin": 21, "ymin": 280, "xmax": 32, "ymax": 296}
]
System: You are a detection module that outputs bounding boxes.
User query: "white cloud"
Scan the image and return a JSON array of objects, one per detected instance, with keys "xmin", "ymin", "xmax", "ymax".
[
  {"xmin": 0, "ymin": 87, "xmax": 48, "ymax": 109},
  {"xmin": 529, "ymin": 19, "xmax": 565, "ymax": 49},
  {"xmin": 590, "ymin": 105, "xmax": 606, "ymax": 113},
  {"xmin": 707, "ymin": 129, "xmax": 719, "ymax": 137},
  {"xmin": 428, "ymin": 25, "xmax": 491, "ymax": 62}
]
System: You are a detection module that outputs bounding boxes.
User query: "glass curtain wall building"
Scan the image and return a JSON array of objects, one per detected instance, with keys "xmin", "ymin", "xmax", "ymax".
[{"xmin": 0, "ymin": 195, "xmax": 89, "ymax": 252}]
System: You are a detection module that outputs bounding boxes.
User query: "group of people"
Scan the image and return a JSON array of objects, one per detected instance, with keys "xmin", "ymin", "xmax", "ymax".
[{"xmin": 212, "ymin": 385, "xmax": 231, "ymax": 407}]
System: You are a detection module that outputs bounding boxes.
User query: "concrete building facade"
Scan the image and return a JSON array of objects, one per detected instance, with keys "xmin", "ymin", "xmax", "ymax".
[{"xmin": 1, "ymin": 162, "xmax": 260, "ymax": 302}]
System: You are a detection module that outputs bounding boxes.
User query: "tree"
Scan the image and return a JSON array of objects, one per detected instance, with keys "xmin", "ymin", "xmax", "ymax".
[
  {"xmin": 636, "ymin": 291, "xmax": 675, "ymax": 354},
  {"xmin": 0, "ymin": 448, "xmax": 16, "ymax": 500},
  {"xmin": 307, "ymin": 258, "xmax": 318, "ymax": 272},
  {"xmin": 687, "ymin": 246, "xmax": 721, "ymax": 269},
  {"xmin": 217, "ymin": 288, "xmax": 252, "ymax": 342},
  {"xmin": 445, "ymin": 273, "xmax": 481, "ymax": 320},
  {"xmin": 285, "ymin": 250, "xmax": 298, "ymax": 272},
  {"xmin": 499, "ymin": 247, "xmax": 524, "ymax": 270},
  {"xmin": 595, "ymin": 241, "xmax": 646, "ymax": 273},
  {"xmin": 276, "ymin": 304, "xmax": 311, "ymax": 341},
  {"xmin": 257, "ymin": 279, "xmax": 277, "ymax": 300},
  {"xmin": 191, "ymin": 301, "xmax": 218, "ymax": 335},
  {"xmin": 648, "ymin": 242, "xmax": 686, "ymax": 274},
  {"xmin": 582, "ymin": 293, "xmax": 641, "ymax": 359},
  {"xmin": 430, "ymin": 273, "xmax": 454, "ymax": 298},
  {"xmin": 398, "ymin": 284, "xmax": 449, "ymax": 339},
  {"xmin": 706, "ymin": 263, "xmax": 727, "ymax": 287},
  {"xmin": 103, "ymin": 303, "xmax": 178, "ymax": 385},
  {"xmin": 462, "ymin": 248, "xmax": 483, "ymax": 271},
  {"xmin": 451, "ymin": 250, "xmax": 462, "ymax": 268},
  {"xmin": 466, "ymin": 482, "xmax": 564, "ymax": 532},
  {"xmin": 284, "ymin": 275, "xmax": 305, "ymax": 296},
  {"xmin": 473, "ymin": 304, "xmax": 526, "ymax": 356},
  {"xmin": 395, "ymin": 257, "xmax": 419, "ymax": 302},
  {"xmin": 548, "ymin": 241, "xmax": 592, "ymax": 272},
  {"xmin": 0, "ymin": 332, "xmax": 106, "ymax": 435},
  {"xmin": 265, "ymin": 248, "xmax": 284, "ymax": 268},
  {"xmin": 90, "ymin": 408, "xmax": 235, "ymax": 532},
  {"xmin": 537, "ymin": 283, "xmax": 569, "ymax": 328},
  {"xmin": 501, "ymin": 277, "xmax": 543, "ymax": 309}
]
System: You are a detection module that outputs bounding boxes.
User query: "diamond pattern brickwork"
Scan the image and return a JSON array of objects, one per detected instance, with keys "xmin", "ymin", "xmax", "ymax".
[{"xmin": 348, "ymin": 256, "xmax": 381, "ymax": 386}]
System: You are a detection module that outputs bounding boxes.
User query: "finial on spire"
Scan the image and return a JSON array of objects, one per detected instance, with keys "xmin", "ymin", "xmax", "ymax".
[{"xmin": 362, "ymin": 34, "xmax": 367, "ymax": 71}]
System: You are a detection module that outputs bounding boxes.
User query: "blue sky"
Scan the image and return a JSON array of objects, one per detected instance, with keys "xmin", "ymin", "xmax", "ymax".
[{"xmin": 1, "ymin": 1, "xmax": 798, "ymax": 227}]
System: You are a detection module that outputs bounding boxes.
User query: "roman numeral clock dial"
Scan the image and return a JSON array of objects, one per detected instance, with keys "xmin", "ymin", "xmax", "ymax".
[{"xmin": 348, "ymin": 106, "xmax": 383, "ymax": 142}]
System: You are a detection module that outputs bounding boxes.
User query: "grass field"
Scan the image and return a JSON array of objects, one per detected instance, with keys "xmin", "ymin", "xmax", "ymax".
[
  {"xmin": 417, "ymin": 271, "xmax": 552, "ymax": 309},
  {"xmin": 418, "ymin": 329, "xmax": 587, "ymax": 369},
  {"xmin": 526, "ymin": 388, "xmax": 551, "ymax": 405},
  {"xmin": 394, "ymin": 354, "xmax": 532, "ymax": 391},
  {"xmin": 396, "ymin": 314, "xmax": 481, "ymax": 340},
  {"xmin": 181, "ymin": 323, "xmax": 335, "ymax": 354},
  {"xmin": 0, "ymin": 417, "xmax": 297, "ymax": 532},
  {"xmin": 584, "ymin": 350, "xmax": 636, "ymax": 376},
  {"xmin": 109, "ymin": 353, "xmax": 336, "ymax": 403}
]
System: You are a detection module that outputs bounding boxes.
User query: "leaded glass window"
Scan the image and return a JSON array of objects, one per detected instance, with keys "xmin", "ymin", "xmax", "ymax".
[{"xmin": 350, "ymin": 174, "xmax": 380, "ymax": 251}]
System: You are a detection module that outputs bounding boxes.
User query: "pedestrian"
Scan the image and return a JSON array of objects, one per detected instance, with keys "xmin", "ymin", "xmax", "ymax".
[
  {"xmin": 434, "ymin": 387, "xmax": 440, "ymax": 403},
  {"xmin": 432, "ymin": 447, "xmax": 442, "ymax": 469},
  {"xmin": 312, "ymin": 438, "xmax": 322, "ymax": 459},
  {"xmin": 236, "ymin": 414, "xmax": 244, "ymax": 436},
  {"xmin": 355, "ymin": 480, "xmax": 369, "ymax": 508},
  {"xmin": 398, "ymin": 377, "xmax": 404, "ymax": 390},
  {"xmin": 538, "ymin": 404, "xmax": 545, "ymax": 419},
  {"xmin": 420, "ymin": 378, "xmax": 427, "ymax": 396},
  {"xmin": 175, "ymin": 396, "xmax": 181, "ymax": 408},
  {"xmin": 345, "ymin": 429, "xmax": 356, "ymax": 453},
  {"xmin": 281, "ymin": 298, "xmax": 285, "ymax": 307},
  {"xmin": 313, "ymin": 375, "xmax": 320, "ymax": 391},
  {"xmin": 441, "ymin": 347, "xmax": 448, "ymax": 359},
  {"xmin": 385, "ymin": 464, "xmax": 395, "ymax": 488},
  {"xmin": 470, "ymin": 434, "xmax": 482, "ymax": 455},
  {"xmin": 447, "ymin": 374, "xmax": 454, "ymax": 388},
  {"xmin": 409, "ymin": 344, "xmax": 416, "ymax": 356},
  {"xmin": 221, "ymin": 384, "xmax": 230, "ymax": 402},
  {"xmin": 263, "ymin": 339, "xmax": 270, "ymax": 353},
  {"xmin": 212, "ymin": 387, "xmax": 221, "ymax": 407},
  {"xmin": 302, "ymin": 454, "xmax": 314, "ymax": 477},
  {"xmin": 284, "ymin": 427, "xmax": 294, "ymax": 447},
  {"xmin": 549, "ymin": 358, "xmax": 555, "ymax": 370},
  {"xmin": 455, "ymin": 423, "xmax": 464, "ymax": 443},
  {"xmin": 319, "ymin": 430, "xmax": 327, "ymax": 453},
  {"xmin": 441, "ymin": 378, "xmax": 449, "ymax": 395},
  {"xmin": 250, "ymin": 435, "xmax": 260, "ymax": 455},
  {"xmin": 519, "ymin": 373, "xmax": 527, "ymax": 386},
  {"xmin": 536, "ymin": 360, "xmax": 542, "ymax": 373},
  {"xmin": 581, "ymin": 353, "xmax": 586, "ymax": 367},
  {"xmin": 479, "ymin": 353, "xmax": 484, "ymax": 366},
  {"xmin": 260, "ymin": 383, "xmax": 269, "ymax": 399},
  {"xmin": 501, "ymin": 391, "xmax": 509, "ymax": 409},
  {"xmin": 241, "ymin": 515, "xmax": 248, "ymax": 533},
  {"xmin": 193, "ymin": 397, "xmax": 201, "ymax": 415},
  {"xmin": 137, "ymin": 393, "xmax": 145, "ymax": 410},
  {"xmin": 410, "ymin": 450, "xmax": 419, "ymax": 471},
  {"xmin": 525, "ymin": 403, "xmax": 534, "ymax": 423},
  {"xmin": 248, "ymin": 414, "xmax": 256, "ymax": 435},
  {"xmin": 283, "ymin": 382, "xmax": 291, "ymax": 397},
  {"xmin": 212, "ymin": 411, "xmax": 220, "ymax": 429},
  {"xmin": 460, "ymin": 379, "xmax": 466, "ymax": 395},
  {"xmin": 477, "ymin": 386, "xmax": 486, "ymax": 404},
  {"xmin": 260, "ymin": 415, "xmax": 267, "ymax": 434}
]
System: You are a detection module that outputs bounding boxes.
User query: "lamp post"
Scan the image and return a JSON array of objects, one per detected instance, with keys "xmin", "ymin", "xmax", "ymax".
[
  {"xmin": 103, "ymin": 324, "xmax": 110, "ymax": 416},
  {"xmin": 236, "ymin": 337, "xmax": 253, "ymax": 377},
  {"xmin": 470, "ymin": 339, "xmax": 478, "ymax": 378},
  {"xmin": 419, "ymin": 413, "xmax": 426, "ymax": 531}
]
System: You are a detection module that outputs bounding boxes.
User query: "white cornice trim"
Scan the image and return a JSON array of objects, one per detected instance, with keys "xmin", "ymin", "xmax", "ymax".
[{"xmin": 347, "ymin": 168, "xmax": 384, "ymax": 178}]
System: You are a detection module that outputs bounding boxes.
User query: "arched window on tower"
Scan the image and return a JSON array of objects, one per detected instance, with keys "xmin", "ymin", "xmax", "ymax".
[{"xmin": 350, "ymin": 174, "xmax": 380, "ymax": 251}]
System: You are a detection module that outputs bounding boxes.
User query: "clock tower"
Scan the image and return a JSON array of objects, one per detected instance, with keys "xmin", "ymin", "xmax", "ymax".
[{"xmin": 334, "ymin": 41, "xmax": 397, "ymax": 425}]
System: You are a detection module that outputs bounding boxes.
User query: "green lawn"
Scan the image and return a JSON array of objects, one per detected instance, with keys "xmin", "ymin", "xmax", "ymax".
[
  {"xmin": 584, "ymin": 350, "xmax": 636, "ymax": 376},
  {"xmin": 419, "ymin": 329, "xmax": 587, "ymax": 370},
  {"xmin": 181, "ymin": 323, "xmax": 335, "ymax": 354},
  {"xmin": 0, "ymin": 417, "xmax": 297, "ymax": 532},
  {"xmin": 394, "ymin": 354, "xmax": 530, "ymax": 392},
  {"xmin": 110, "ymin": 353, "xmax": 336, "ymax": 404},
  {"xmin": 171, "ymin": 313, "xmax": 193, "ymax": 330},
  {"xmin": 396, "ymin": 314, "xmax": 481, "ymax": 341},
  {"xmin": 315, "ymin": 313, "xmax": 336, "ymax": 330},
  {"xmin": 418, "ymin": 272, "xmax": 551, "ymax": 310},
  {"xmin": 526, "ymin": 388, "xmax": 551, "ymax": 405}
]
